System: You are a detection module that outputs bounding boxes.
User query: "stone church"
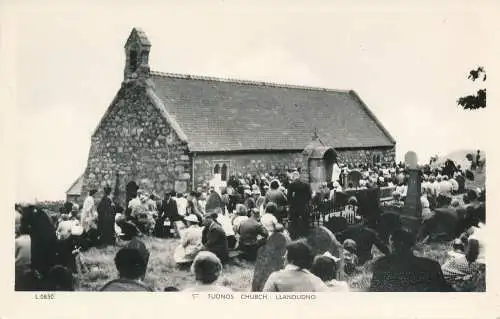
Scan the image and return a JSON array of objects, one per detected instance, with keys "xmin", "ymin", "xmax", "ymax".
[{"xmin": 70, "ymin": 28, "xmax": 396, "ymax": 205}]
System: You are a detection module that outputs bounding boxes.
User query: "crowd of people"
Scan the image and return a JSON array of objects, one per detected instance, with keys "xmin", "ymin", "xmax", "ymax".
[{"xmin": 14, "ymin": 157, "xmax": 486, "ymax": 292}]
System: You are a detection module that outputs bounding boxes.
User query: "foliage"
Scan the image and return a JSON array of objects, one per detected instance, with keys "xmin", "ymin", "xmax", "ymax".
[{"xmin": 457, "ymin": 67, "xmax": 486, "ymax": 110}]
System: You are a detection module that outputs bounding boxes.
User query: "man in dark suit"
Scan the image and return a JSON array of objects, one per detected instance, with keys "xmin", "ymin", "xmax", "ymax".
[
  {"xmin": 201, "ymin": 212, "xmax": 228, "ymax": 263},
  {"xmin": 97, "ymin": 186, "xmax": 117, "ymax": 246},
  {"xmin": 156, "ymin": 191, "xmax": 179, "ymax": 238},
  {"xmin": 370, "ymin": 228, "xmax": 454, "ymax": 292},
  {"xmin": 287, "ymin": 170, "xmax": 312, "ymax": 239}
]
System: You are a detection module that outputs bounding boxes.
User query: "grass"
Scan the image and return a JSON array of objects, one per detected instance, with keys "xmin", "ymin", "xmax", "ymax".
[{"xmin": 77, "ymin": 237, "xmax": 454, "ymax": 292}]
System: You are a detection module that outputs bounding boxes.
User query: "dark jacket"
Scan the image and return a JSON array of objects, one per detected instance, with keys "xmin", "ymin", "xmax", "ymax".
[
  {"xmin": 370, "ymin": 252, "xmax": 454, "ymax": 292},
  {"xmin": 287, "ymin": 180, "xmax": 312, "ymax": 219},
  {"xmin": 202, "ymin": 220, "xmax": 228, "ymax": 261},
  {"xmin": 265, "ymin": 189, "xmax": 288, "ymax": 212},
  {"xmin": 160, "ymin": 199, "xmax": 179, "ymax": 221},
  {"xmin": 97, "ymin": 196, "xmax": 116, "ymax": 244},
  {"xmin": 237, "ymin": 218, "xmax": 268, "ymax": 246}
]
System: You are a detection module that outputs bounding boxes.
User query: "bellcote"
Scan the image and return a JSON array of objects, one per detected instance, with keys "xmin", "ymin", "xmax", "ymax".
[{"xmin": 124, "ymin": 28, "xmax": 151, "ymax": 82}]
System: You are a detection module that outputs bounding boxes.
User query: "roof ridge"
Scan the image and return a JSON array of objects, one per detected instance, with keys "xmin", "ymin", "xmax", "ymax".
[{"xmin": 150, "ymin": 70, "xmax": 351, "ymax": 93}]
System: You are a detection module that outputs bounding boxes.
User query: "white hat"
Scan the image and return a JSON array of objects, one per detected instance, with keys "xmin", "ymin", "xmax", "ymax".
[
  {"xmin": 322, "ymin": 251, "xmax": 341, "ymax": 262},
  {"xmin": 244, "ymin": 189, "xmax": 252, "ymax": 196},
  {"xmin": 185, "ymin": 214, "xmax": 199, "ymax": 223},
  {"xmin": 332, "ymin": 181, "xmax": 340, "ymax": 188}
]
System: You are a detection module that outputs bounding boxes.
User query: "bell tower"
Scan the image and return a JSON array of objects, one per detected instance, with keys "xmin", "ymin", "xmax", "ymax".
[{"xmin": 124, "ymin": 28, "xmax": 151, "ymax": 82}]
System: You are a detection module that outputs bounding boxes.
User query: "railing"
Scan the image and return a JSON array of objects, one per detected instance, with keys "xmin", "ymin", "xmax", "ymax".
[{"xmin": 309, "ymin": 186, "xmax": 397, "ymax": 228}]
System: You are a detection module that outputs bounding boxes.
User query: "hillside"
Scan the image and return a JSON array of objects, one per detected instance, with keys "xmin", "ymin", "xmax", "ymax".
[{"xmin": 431, "ymin": 149, "xmax": 485, "ymax": 169}]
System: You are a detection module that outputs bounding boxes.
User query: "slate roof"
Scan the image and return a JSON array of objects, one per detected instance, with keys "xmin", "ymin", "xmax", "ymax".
[{"xmin": 150, "ymin": 71, "xmax": 395, "ymax": 152}]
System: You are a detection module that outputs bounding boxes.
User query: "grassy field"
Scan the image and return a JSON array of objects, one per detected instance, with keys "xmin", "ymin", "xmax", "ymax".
[{"xmin": 77, "ymin": 236, "xmax": 454, "ymax": 292}]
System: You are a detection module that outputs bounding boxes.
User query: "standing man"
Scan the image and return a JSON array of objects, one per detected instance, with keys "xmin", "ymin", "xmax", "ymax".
[
  {"xmin": 80, "ymin": 189, "xmax": 98, "ymax": 247},
  {"xmin": 97, "ymin": 186, "xmax": 117, "ymax": 246},
  {"xmin": 157, "ymin": 191, "xmax": 180, "ymax": 238},
  {"xmin": 287, "ymin": 170, "xmax": 312, "ymax": 239}
]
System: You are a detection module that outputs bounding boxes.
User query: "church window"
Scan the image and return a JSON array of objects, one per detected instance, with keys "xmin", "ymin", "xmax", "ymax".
[
  {"xmin": 129, "ymin": 50, "xmax": 138, "ymax": 72},
  {"xmin": 372, "ymin": 153, "xmax": 382, "ymax": 165},
  {"xmin": 221, "ymin": 164, "xmax": 227, "ymax": 181},
  {"xmin": 221, "ymin": 164, "xmax": 228, "ymax": 181},
  {"xmin": 213, "ymin": 164, "xmax": 220, "ymax": 174}
]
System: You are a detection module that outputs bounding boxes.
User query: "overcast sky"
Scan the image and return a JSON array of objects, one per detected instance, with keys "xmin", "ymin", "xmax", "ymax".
[{"xmin": 6, "ymin": 0, "xmax": 496, "ymax": 202}]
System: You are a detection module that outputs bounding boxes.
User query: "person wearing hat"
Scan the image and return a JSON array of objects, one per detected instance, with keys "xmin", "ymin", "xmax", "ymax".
[
  {"xmin": 310, "ymin": 252, "xmax": 350, "ymax": 292},
  {"xmin": 201, "ymin": 211, "xmax": 229, "ymax": 263},
  {"xmin": 156, "ymin": 191, "xmax": 180, "ymax": 238},
  {"xmin": 97, "ymin": 185, "xmax": 117, "ymax": 246},
  {"xmin": 173, "ymin": 214, "xmax": 203, "ymax": 265}
]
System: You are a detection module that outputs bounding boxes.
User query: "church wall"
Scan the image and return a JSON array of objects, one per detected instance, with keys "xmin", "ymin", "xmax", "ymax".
[
  {"xmin": 336, "ymin": 147, "xmax": 396, "ymax": 168},
  {"xmin": 193, "ymin": 152, "xmax": 304, "ymax": 187},
  {"xmin": 80, "ymin": 82, "xmax": 191, "ymax": 207},
  {"xmin": 193, "ymin": 146, "xmax": 395, "ymax": 187}
]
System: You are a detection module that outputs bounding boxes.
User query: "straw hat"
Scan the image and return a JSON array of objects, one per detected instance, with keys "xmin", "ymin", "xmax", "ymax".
[{"xmin": 185, "ymin": 214, "xmax": 199, "ymax": 223}]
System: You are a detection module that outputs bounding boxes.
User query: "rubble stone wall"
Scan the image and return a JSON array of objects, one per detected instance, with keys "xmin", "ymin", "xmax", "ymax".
[{"xmin": 80, "ymin": 83, "xmax": 191, "ymax": 207}]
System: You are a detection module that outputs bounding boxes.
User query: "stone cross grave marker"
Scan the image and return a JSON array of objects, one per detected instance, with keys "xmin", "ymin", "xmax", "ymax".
[
  {"xmin": 402, "ymin": 151, "xmax": 422, "ymax": 231},
  {"xmin": 251, "ymin": 232, "xmax": 288, "ymax": 292},
  {"xmin": 346, "ymin": 170, "xmax": 363, "ymax": 188}
]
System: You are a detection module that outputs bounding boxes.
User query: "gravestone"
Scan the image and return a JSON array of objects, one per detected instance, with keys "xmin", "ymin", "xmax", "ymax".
[
  {"xmin": 306, "ymin": 226, "xmax": 342, "ymax": 258},
  {"xmin": 346, "ymin": 170, "xmax": 362, "ymax": 188},
  {"xmin": 205, "ymin": 191, "xmax": 224, "ymax": 213},
  {"xmin": 251, "ymin": 232, "xmax": 288, "ymax": 292},
  {"xmin": 402, "ymin": 151, "xmax": 422, "ymax": 232},
  {"xmin": 306, "ymin": 226, "xmax": 344, "ymax": 280}
]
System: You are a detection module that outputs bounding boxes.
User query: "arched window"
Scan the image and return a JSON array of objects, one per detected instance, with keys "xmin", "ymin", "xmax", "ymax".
[
  {"xmin": 129, "ymin": 50, "xmax": 138, "ymax": 72},
  {"xmin": 213, "ymin": 164, "xmax": 220, "ymax": 174},
  {"xmin": 221, "ymin": 164, "xmax": 228, "ymax": 181},
  {"xmin": 372, "ymin": 153, "xmax": 382, "ymax": 166}
]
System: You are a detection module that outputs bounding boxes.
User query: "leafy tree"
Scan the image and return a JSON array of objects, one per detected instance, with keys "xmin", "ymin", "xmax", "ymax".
[{"xmin": 457, "ymin": 67, "xmax": 486, "ymax": 110}]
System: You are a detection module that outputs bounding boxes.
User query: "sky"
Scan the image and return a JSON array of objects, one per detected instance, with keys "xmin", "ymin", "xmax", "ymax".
[{"xmin": 4, "ymin": 0, "xmax": 497, "ymax": 202}]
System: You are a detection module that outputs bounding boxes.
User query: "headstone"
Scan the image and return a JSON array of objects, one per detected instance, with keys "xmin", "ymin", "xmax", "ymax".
[
  {"xmin": 346, "ymin": 170, "xmax": 362, "ymax": 188},
  {"xmin": 205, "ymin": 191, "xmax": 224, "ymax": 213},
  {"xmin": 306, "ymin": 226, "xmax": 344, "ymax": 280},
  {"xmin": 402, "ymin": 151, "xmax": 422, "ymax": 232},
  {"xmin": 306, "ymin": 226, "xmax": 342, "ymax": 258},
  {"xmin": 404, "ymin": 151, "xmax": 418, "ymax": 169},
  {"xmin": 251, "ymin": 232, "xmax": 288, "ymax": 292}
]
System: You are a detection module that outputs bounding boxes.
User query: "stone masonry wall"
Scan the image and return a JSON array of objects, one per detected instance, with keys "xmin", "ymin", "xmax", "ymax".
[
  {"xmin": 194, "ymin": 152, "xmax": 304, "ymax": 187},
  {"xmin": 194, "ymin": 146, "xmax": 395, "ymax": 187},
  {"xmin": 80, "ymin": 83, "xmax": 191, "ymax": 207},
  {"xmin": 336, "ymin": 147, "xmax": 396, "ymax": 168}
]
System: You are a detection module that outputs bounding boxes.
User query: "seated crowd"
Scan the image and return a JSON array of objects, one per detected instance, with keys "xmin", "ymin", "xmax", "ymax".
[{"xmin": 14, "ymin": 158, "xmax": 486, "ymax": 292}]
